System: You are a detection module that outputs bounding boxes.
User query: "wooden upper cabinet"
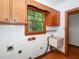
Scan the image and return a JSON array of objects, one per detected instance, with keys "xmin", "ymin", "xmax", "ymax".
[
  {"xmin": 45, "ymin": 11, "xmax": 52, "ymax": 26},
  {"xmin": 26, "ymin": 0, "xmax": 60, "ymax": 26},
  {"xmin": 0, "ymin": 0, "xmax": 26, "ymax": 24},
  {"xmin": 0, "ymin": 0, "xmax": 9, "ymax": 22},
  {"xmin": 0, "ymin": 0, "xmax": 60, "ymax": 25},
  {"xmin": 54, "ymin": 10, "xmax": 60, "ymax": 26},
  {"xmin": 26, "ymin": 0, "xmax": 51, "ymax": 12},
  {"xmin": 45, "ymin": 9, "xmax": 60, "ymax": 26},
  {"xmin": 11, "ymin": 0, "xmax": 26, "ymax": 24}
]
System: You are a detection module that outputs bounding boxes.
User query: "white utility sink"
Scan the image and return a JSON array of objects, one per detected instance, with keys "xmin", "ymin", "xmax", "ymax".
[{"xmin": 49, "ymin": 36, "xmax": 64, "ymax": 48}]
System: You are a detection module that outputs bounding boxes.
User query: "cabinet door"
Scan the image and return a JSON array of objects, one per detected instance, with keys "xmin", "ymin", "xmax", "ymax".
[
  {"xmin": 56, "ymin": 11, "xmax": 60, "ymax": 26},
  {"xmin": 46, "ymin": 9, "xmax": 60, "ymax": 26},
  {"xmin": 52, "ymin": 10, "xmax": 60, "ymax": 26},
  {"xmin": 11, "ymin": 0, "xmax": 25, "ymax": 24},
  {"xmin": 0, "ymin": 0, "xmax": 9, "ymax": 22},
  {"xmin": 52, "ymin": 10, "xmax": 57, "ymax": 25},
  {"xmin": 45, "ymin": 12, "xmax": 53, "ymax": 26}
]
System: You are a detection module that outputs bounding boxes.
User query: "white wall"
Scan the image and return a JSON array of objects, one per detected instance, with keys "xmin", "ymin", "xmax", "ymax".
[
  {"xmin": 34, "ymin": 0, "xmax": 66, "ymax": 53},
  {"xmin": 33, "ymin": 0, "xmax": 79, "ymax": 54},
  {"xmin": 0, "ymin": 0, "xmax": 60, "ymax": 59},
  {"xmin": 53, "ymin": 0, "xmax": 79, "ymax": 53},
  {"xmin": 34, "ymin": 0, "xmax": 79, "ymax": 53},
  {"xmin": 34, "ymin": 0, "xmax": 66, "ymax": 7},
  {"xmin": 0, "ymin": 0, "xmax": 79, "ymax": 59},
  {"xmin": 0, "ymin": 24, "xmax": 57, "ymax": 59},
  {"xmin": 69, "ymin": 13, "xmax": 79, "ymax": 46}
]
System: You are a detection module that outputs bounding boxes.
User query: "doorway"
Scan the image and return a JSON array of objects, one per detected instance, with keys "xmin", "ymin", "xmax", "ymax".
[{"xmin": 65, "ymin": 7, "xmax": 79, "ymax": 56}]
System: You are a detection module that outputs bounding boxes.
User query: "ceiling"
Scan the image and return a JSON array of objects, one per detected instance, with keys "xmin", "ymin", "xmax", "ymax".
[{"xmin": 34, "ymin": 0, "xmax": 67, "ymax": 6}]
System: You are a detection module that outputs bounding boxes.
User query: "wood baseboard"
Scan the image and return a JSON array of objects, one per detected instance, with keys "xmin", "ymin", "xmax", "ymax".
[
  {"xmin": 69, "ymin": 44, "xmax": 79, "ymax": 48},
  {"xmin": 34, "ymin": 50, "xmax": 52, "ymax": 59},
  {"xmin": 34, "ymin": 50, "xmax": 65, "ymax": 59},
  {"xmin": 56, "ymin": 50, "xmax": 65, "ymax": 56}
]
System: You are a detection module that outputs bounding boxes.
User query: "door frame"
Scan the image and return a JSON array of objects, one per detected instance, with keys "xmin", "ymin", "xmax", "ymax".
[{"xmin": 65, "ymin": 7, "xmax": 79, "ymax": 56}]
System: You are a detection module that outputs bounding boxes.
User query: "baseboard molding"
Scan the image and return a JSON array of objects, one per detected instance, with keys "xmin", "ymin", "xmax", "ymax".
[
  {"xmin": 56, "ymin": 50, "xmax": 65, "ymax": 56},
  {"xmin": 34, "ymin": 50, "xmax": 65, "ymax": 59},
  {"xmin": 69, "ymin": 44, "xmax": 79, "ymax": 48},
  {"xmin": 34, "ymin": 50, "xmax": 52, "ymax": 59}
]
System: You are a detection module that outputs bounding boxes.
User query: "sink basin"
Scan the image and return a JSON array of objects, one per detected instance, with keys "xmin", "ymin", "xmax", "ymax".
[{"xmin": 49, "ymin": 36, "xmax": 64, "ymax": 48}]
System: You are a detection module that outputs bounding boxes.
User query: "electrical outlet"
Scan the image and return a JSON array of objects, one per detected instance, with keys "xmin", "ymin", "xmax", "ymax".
[{"xmin": 28, "ymin": 37, "xmax": 36, "ymax": 41}]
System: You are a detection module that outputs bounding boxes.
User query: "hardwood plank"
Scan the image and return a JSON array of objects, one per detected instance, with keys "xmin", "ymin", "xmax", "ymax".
[{"xmin": 34, "ymin": 46, "xmax": 79, "ymax": 59}]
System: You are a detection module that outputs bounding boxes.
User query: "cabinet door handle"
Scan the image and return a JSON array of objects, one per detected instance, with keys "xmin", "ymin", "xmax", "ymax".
[
  {"xmin": 14, "ymin": 19, "xmax": 16, "ymax": 22},
  {"xmin": 5, "ymin": 19, "xmax": 8, "ymax": 21}
]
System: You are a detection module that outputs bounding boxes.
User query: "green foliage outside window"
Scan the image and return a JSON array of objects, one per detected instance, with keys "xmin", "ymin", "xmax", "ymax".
[{"xmin": 28, "ymin": 9, "xmax": 43, "ymax": 32}]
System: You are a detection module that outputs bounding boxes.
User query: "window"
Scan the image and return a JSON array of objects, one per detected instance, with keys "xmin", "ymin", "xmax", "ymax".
[{"xmin": 25, "ymin": 6, "xmax": 46, "ymax": 35}]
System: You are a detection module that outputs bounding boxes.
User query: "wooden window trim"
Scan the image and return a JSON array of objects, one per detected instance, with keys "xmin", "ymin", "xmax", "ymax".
[{"xmin": 25, "ymin": 5, "xmax": 46, "ymax": 35}]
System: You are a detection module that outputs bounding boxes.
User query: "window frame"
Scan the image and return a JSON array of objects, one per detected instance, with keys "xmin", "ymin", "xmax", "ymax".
[{"xmin": 25, "ymin": 5, "xmax": 46, "ymax": 35}]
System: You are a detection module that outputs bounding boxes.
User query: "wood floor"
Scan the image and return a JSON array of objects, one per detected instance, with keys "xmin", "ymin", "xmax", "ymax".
[{"xmin": 41, "ymin": 46, "xmax": 79, "ymax": 59}]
